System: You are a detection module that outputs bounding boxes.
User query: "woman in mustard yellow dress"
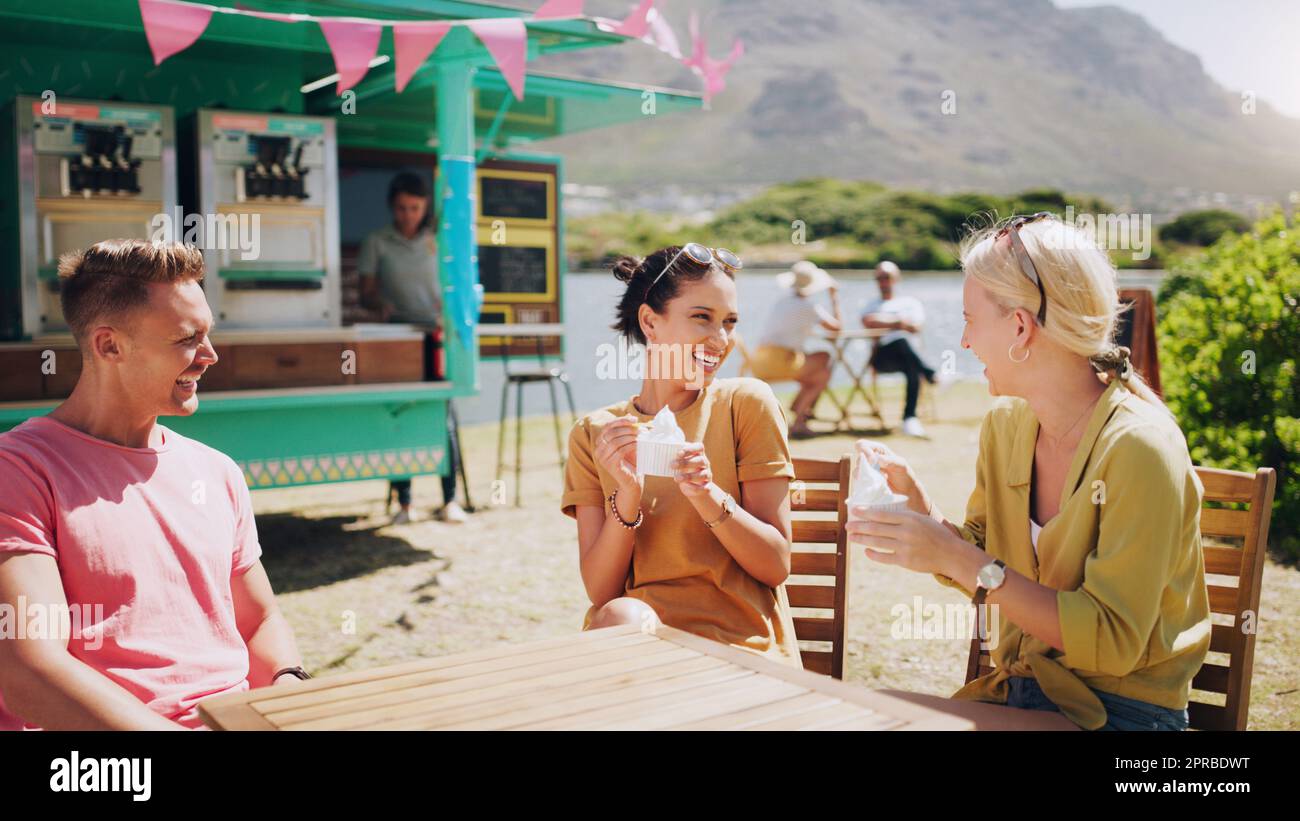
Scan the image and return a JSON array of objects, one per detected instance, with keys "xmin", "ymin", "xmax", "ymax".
[
  {"xmin": 847, "ymin": 214, "xmax": 1210, "ymax": 729},
  {"xmin": 561, "ymin": 244, "xmax": 802, "ymax": 667}
]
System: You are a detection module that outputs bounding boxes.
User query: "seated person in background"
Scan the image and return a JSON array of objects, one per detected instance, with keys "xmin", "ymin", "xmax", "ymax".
[
  {"xmin": 749, "ymin": 261, "xmax": 841, "ymax": 439},
  {"xmin": 0, "ymin": 240, "xmax": 306, "ymax": 730},
  {"xmin": 357, "ymin": 172, "xmax": 466, "ymax": 525},
  {"xmin": 861, "ymin": 260, "xmax": 937, "ymax": 438}
]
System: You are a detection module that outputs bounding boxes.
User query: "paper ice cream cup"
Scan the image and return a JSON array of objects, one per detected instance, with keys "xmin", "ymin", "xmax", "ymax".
[
  {"xmin": 636, "ymin": 438, "xmax": 685, "ymax": 477},
  {"xmin": 849, "ymin": 495, "xmax": 910, "ymax": 554},
  {"xmin": 848, "ymin": 496, "xmax": 911, "ymax": 522}
]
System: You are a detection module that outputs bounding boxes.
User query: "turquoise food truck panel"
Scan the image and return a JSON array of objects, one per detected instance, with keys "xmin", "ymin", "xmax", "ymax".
[{"xmin": 162, "ymin": 392, "xmax": 449, "ymax": 490}]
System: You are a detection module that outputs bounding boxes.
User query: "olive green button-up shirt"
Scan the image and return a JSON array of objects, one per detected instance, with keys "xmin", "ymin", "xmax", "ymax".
[{"xmin": 939, "ymin": 378, "xmax": 1211, "ymax": 729}]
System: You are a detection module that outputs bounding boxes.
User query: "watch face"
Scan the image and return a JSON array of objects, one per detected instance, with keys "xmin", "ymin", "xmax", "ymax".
[{"xmin": 977, "ymin": 562, "xmax": 1005, "ymax": 591}]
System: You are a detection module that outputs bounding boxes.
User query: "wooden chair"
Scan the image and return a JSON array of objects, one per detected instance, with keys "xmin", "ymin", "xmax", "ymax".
[
  {"xmin": 732, "ymin": 330, "xmax": 756, "ymax": 377},
  {"xmin": 963, "ymin": 464, "xmax": 1277, "ymax": 730},
  {"xmin": 788, "ymin": 456, "xmax": 852, "ymax": 678},
  {"xmin": 734, "ymin": 331, "xmax": 815, "ymax": 428}
]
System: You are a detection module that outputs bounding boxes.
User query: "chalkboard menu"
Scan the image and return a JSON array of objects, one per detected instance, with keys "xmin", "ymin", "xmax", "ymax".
[
  {"xmin": 478, "ymin": 244, "xmax": 548, "ymax": 295},
  {"xmin": 480, "ymin": 175, "xmax": 550, "ymax": 221}
]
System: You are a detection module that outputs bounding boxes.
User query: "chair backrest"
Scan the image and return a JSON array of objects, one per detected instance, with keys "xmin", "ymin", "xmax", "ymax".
[
  {"xmin": 788, "ymin": 456, "xmax": 852, "ymax": 678},
  {"xmin": 1186, "ymin": 465, "xmax": 1276, "ymax": 729},
  {"xmin": 1116, "ymin": 288, "xmax": 1162, "ymax": 396},
  {"xmin": 963, "ymin": 464, "xmax": 1277, "ymax": 730}
]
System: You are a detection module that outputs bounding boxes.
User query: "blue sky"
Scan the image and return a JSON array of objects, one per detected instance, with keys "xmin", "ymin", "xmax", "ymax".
[{"xmin": 1055, "ymin": 0, "xmax": 1300, "ymax": 118}]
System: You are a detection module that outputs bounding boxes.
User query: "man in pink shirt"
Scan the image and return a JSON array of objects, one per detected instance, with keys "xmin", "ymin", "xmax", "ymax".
[{"xmin": 0, "ymin": 239, "xmax": 305, "ymax": 729}]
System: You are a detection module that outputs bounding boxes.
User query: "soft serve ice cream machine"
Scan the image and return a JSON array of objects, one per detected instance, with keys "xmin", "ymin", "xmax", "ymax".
[
  {"xmin": 185, "ymin": 109, "xmax": 340, "ymax": 328},
  {"xmin": 13, "ymin": 96, "xmax": 175, "ymax": 338}
]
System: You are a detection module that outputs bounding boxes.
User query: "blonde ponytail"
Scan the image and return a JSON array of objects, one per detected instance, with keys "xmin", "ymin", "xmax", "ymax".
[
  {"xmin": 961, "ymin": 216, "xmax": 1172, "ymax": 417},
  {"xmin": 1090, "ymin": 343, "xmax": 1171, "ymax": 417}
]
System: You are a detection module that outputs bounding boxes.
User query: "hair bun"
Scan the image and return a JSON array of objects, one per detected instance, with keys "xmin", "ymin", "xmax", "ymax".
[
  {"xmin": 1091, "ymin": 345, "xmax": 1133, "ymax": 379},
  {"xmin": 610, "ymin": 255, "xmax": 641, "ymax": 283}
]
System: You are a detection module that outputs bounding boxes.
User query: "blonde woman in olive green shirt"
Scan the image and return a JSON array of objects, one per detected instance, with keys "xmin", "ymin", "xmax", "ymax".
[{"xmin": 848, "ymin": 213, "xmax": 1210, "ymax": 730}]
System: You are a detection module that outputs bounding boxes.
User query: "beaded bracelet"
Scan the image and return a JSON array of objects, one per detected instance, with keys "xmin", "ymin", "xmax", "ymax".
[{"xmin": 608, "ymin": 488, "xmax": 643, "ymax": 529}]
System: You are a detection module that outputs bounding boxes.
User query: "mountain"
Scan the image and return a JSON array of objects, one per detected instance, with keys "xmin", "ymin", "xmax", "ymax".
[{"xmin": 525, "ymin": 0, "xmax": 1300, "ymax": 208}]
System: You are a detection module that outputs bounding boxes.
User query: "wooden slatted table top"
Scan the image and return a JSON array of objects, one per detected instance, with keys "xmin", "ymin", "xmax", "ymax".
[{"xmin": 199, "ymin": 625, "xmax": 987, "ymax": 731}]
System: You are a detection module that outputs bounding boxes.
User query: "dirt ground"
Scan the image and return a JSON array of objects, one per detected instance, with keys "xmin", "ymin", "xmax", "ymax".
[{"xmin": 250, "ymin": 381, "xmax": 1299, "ymax": 729}]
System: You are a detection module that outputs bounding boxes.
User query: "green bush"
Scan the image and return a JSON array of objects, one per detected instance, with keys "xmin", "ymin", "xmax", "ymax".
[
  {"xmin": 1157, "ymin": 211, "xmax": 1300, "ymax": 557},
  {"xmin": 1114, "ymin": 241, "xmax": 1169, "ymax": 270},
  {"xmin": 708, "ymin": 178, "xmax": 886, "ymax": 247},
  {"xmin": 565, "ymin": 210, "xmax": 688, "ymax": 268},
  {"xmin": 1159, "ymin": 209, "xmax": 1252, "ymax": 247},
  {"xmin": 1006, "ymin": 190, "xmax": 1114, "ymax": 221},
  {"xmin": 564, "ymin": 180, "xmax": 1174, "ymax": 271}
]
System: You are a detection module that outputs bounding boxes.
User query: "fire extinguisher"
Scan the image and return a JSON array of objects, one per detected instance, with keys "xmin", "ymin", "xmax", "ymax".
[{"xmin": 427, "ymin": 327, "xmax": 444, "ymax": 382}]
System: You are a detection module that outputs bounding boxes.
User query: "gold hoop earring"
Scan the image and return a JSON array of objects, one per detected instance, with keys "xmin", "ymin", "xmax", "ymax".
[{"xmin": 1008, "ymin": 342, "xmax": 1030, "ymax": 363}]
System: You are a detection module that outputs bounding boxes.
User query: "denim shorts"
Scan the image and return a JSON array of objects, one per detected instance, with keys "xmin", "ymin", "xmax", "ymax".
[{"xmin": 1006, "ymin": 676, "xmax": 1189, "ymax": 731}]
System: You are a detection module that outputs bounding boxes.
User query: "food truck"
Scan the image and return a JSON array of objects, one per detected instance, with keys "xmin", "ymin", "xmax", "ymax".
[{"xmin": 0, "ymin": 0, "xmax": 702, "ymax": 490}]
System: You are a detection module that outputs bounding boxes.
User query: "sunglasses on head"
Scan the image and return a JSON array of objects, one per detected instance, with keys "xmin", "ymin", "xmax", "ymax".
[
  {"xmin": 996, "ymin": 211, "xmax": 1053, "ymax": 326},
  {"xmin": 647, "ymin": 243, "xmax": 743, "ymax": 294}
]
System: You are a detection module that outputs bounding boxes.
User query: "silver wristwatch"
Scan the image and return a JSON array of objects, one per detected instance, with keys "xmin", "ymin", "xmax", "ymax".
[{"xmin": 972, "ymin": 558, "xmax": 1007, "ymax": 606}]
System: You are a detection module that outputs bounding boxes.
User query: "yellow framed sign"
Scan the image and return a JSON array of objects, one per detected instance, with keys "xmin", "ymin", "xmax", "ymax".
[
  {"xmin": 474, "ymin": 90, "xmax": 557, "ymax": 128},
  {"xmin": 477, "ymin": 304, "xmax": 513, "ymax": 347},
  {"xmin": 475, "ymin": 167, "xmax": 556, "ymax": 228},
  {"xmin": 476, "ymin": 225, "xmax": 556, "ymax": 304}
]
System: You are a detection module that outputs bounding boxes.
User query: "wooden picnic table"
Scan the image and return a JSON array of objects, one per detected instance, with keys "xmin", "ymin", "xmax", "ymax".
[
  {"xmin": 199, "ymin": 625, "xmax": 1077, "ymax": 731},
  {"xmin": 815, "ymin": 327, "xmax": 889, "ymax": 431}
]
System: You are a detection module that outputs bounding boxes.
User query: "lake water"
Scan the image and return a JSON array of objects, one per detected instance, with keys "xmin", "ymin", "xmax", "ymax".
[{"xmin": 453, "ymin": 269, "xmax": 1166, "ymax": 426}]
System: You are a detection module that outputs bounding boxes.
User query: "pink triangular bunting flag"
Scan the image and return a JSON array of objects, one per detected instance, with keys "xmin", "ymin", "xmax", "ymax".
[
  {"xmin": 534, "ymin": 0, "xmax": 584, "ymax": 19},
  {"xmin": 467, "ymin": 18, "xmax": 528, "ymax": 101},
  {"xmin": 613, "ymin": 0, "xmax": 655, "ymax": 38},
  {"xmin": 683, "ymin": 12, "xmax": 743, "ymax": 103},
  {"xmin": 318, "ymin": 19, "xmax": 383, "ymax": 94},
  {"xmin": 644, "ymin": 8, "xmax": 681, "ymax": 60},
  {"xmin": 138, "ymin": 0, "xmax": 213, "ymax": 65},
  {"xmin": 393, "ymin": 21, "xmax": 452, "ymax": 93}
]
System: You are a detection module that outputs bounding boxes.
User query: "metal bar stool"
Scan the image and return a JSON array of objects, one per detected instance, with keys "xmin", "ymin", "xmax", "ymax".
[{"xmin": 495, "ymin": 334, "xmax": 576, "ymax": 506}]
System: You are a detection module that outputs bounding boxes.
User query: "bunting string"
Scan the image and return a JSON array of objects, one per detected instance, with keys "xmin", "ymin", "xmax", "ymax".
[{"xmin": 136, "ymin": 0, "xmax": 743, "ymax": 102}]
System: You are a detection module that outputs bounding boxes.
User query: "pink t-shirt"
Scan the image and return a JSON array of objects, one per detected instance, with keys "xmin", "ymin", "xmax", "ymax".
[{"xmin": 0, "ymin": 416, "xmax": 262, "ymax": 729}]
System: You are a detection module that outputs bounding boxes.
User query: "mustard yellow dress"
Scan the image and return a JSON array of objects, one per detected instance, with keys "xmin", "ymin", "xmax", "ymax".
[
  {"xmin": 561, "ymin": 377, "xmax": 802, "ymax": 667},
  {"xmin": 937, "ymin": 378, "xmax": 1211, "ymax": 729}
]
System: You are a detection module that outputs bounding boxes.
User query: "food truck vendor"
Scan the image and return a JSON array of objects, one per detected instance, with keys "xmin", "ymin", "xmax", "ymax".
[{"xmin": 357, "ymin": 172, "xmax": 467, "ymax": 524}]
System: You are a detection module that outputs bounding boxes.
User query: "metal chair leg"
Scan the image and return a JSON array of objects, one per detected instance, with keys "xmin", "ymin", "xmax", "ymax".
[
  {"xmin": 547, "ymin": 376, "xmax": 565, "ymax": 475},
  {"xmin": 514, "ymin": 377, "xmax": 524, "ymax": 507},
  {"xmin": 560, "ymin": 373, "xmax": 577, "ymax": 427},
  {"xmin": 495, "ymin": 377, "xmax": 510, "ymax": 494},
  {"xmin": 448, "ymin": 401, "xmax": 474, "ymax": 513}
]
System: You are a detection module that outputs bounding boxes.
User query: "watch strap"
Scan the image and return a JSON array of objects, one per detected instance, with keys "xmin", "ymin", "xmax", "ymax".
[
  {"xmin": 704, "ymin": 493, "xmax": 734, "ymax": 528},
  {"xmin": 273, "ymin": 665, "xmax": 311, "ymax": 682},
  {"xmin": 968, "ymin": 558, "xmax": 1006, "ymax": 676}
]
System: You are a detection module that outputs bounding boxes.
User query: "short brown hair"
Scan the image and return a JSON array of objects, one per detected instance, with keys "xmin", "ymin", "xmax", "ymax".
[{"xmin": 58, "ymin": 240, "xmax": 206, "ymax": 342}]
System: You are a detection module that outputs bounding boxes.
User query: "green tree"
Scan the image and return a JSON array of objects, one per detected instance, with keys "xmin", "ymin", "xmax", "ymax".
[
  {"xmin": 1157, "ymin": 211, "xmax": 1300, "ymax": 557},
  {"xmin": 708, "ymin": 178, "xmax": 885, "ymax": 246},
  {"xmin": 1160, "ymin": 209, "xmax": 1252, "ymax": 247}
]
